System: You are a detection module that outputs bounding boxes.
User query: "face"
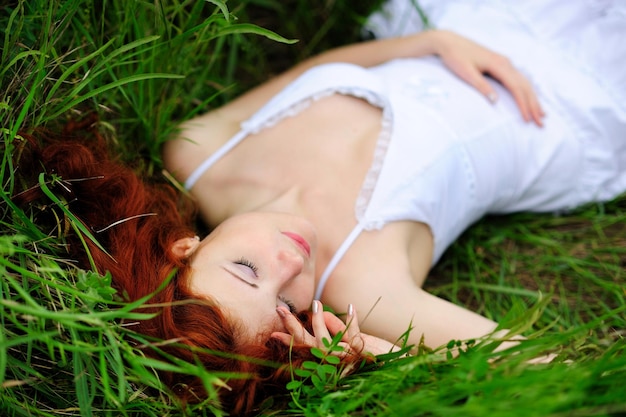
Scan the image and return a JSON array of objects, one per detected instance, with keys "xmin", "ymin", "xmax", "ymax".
[{"xmin": 185, "ymin": 211, "xmax": 317, "ymax": 341}]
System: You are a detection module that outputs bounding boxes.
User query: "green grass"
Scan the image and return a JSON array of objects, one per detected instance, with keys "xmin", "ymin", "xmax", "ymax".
[{"xmin": 1, "ymin": 0, "xmax": 625, "ymax": 416}]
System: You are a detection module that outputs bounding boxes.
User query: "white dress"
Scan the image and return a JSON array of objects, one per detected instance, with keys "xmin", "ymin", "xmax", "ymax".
[{"xmin": 184, "ymin": 0, "xmax": 626, "ymax": 299}]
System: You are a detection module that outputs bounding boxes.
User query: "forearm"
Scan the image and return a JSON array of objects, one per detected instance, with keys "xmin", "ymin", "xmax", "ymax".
[
  {"xmin": 220, "ymin": 30, "xmax": 442, "ymax": 121},
  {"xmin": 290, "ymin": 30, "xmax": 439, "ymax": 73},
  {"xmin": 192, "ymin": 29, "xmax": 543, "ymax": 128},
  {"xmin": 362, "ymin": 287, "xmax": 500, "ymax": 349}
]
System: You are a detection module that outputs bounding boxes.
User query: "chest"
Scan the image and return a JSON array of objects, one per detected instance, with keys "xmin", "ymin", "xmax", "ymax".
[{"xmin": 204, "ymin": 95, "xmax": 381, "ymax": 213}]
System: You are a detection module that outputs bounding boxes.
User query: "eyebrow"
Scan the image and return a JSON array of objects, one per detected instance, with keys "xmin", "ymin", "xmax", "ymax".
[{"xmin": 222, "ymin": 267, "xmax": 259, "ymax": 288}]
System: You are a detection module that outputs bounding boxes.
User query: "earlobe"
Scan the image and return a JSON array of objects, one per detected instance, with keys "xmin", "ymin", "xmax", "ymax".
[{"xmin": 171, "ymin": 236, "xmax": 201, "ymax": 259}]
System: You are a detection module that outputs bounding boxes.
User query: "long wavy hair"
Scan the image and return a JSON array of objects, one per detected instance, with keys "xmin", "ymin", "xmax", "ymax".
[{"xmin": 11, "ymin": 115, "xmax": 367, "ymax": 415}]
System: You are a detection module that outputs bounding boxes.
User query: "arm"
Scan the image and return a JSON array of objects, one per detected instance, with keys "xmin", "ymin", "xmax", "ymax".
[
  {"xmin": 327, "ymin": 273, "xmax": 502, "ymax": 351},
  {"xmin": 218, "ymin": 30, "xmax": 544, "ymax": 126},
  {"xmin": 217, "ymin": 31, "xmax": 440, "ymax": 122},
  {"xmin": 272, "ymin": 289, "xmax": 505, "ymax": 357},
  {"xmin": 274, "ymin": 249, "xmax": 509, "ymax": 355}
]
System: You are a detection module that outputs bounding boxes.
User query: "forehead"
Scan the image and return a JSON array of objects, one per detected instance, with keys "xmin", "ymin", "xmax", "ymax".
[{"xmin": 193, "ymin": 216, "xmax": 271, "ymax": 253}]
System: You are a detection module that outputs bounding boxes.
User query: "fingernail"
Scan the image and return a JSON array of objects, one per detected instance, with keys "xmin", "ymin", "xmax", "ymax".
[
  {"xmin": 347, "ymin": 304, "xmax": 354, "ymax": 316},
  {"xmin": 312, "ymin": 300, "xmax": 319, "ymax": 314},
  {"xmin": 276, "ymin": 307, "xmax": 286, "ymax": 318},
  {"xmin": 488, "ymin": 92, "xmax": 497, "ymax": 103}
]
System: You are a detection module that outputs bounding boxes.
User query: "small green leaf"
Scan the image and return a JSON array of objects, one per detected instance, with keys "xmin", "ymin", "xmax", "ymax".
[
  {"xmin": 320, "ymin": 364, "xmax": 336, "ymax": 376},
  {"xmin": 286, "ymin": 380, "xmax": 302, "ymax": 391},
  {"xmin": 325, "ymin": 355, "xmax": 340, "ymax": 365},
  {"xmin": 321, "ymin": 337, "xmax": 332, "ymax": 348},
  {"xmin": 311, "ymin": 347, "xmax": 325, "ymax": 359},
  {"xmin": 302, "ymin": 360, "xmax": 319, "ymax": 370},
  {"xmin": 311, "ymin": 374, "xmax": 324, "ymax": 391}
]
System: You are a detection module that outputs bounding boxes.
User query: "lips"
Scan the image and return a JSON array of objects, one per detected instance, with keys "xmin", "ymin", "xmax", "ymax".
[{"xmin": 282, "ymin": 232, "xmax": 311, "ymax": 257}]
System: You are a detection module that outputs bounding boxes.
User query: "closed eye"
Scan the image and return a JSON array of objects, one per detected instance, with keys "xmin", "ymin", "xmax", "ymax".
[
  {"xmin": 234, "ymin": 257, "xmax": 259, "ymax": 276},
  {"xmin": 278, "ymin": 296, "xmax": 297, "ymax": 314},
  {"xmin": 223, "ymin": 268, "xmax": 259, "ymax": 288},
  {"xmin": 223, "ymin": 257, "xmax": 259, "ymax": 287}
]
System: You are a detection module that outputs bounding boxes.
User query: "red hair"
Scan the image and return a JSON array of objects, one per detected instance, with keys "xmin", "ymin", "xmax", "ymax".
[{"xmin": 12, "ymin": 116, "xmax": 368, "ymax": 415}]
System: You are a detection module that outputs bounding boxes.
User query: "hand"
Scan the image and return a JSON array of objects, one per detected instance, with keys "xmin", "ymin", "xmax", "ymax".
[
  {"xmin": 429, "ymin": 30, "xmax": 545, "ymax": 126},
  {"xmin": 272, "ymin": 300, "xmax": 399, "ymax": 357}
]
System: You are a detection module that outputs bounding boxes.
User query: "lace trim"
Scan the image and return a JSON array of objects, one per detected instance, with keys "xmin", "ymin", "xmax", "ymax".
[
  {"xmin": 242, "ymin": 86, "xmax": 393, "ymax": 220},
  {"xmin": 355, "ymin": 105, "xmax": 392, "ymax": 221}
]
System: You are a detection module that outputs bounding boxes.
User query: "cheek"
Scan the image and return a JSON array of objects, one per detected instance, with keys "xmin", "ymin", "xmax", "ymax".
[
  {"xmin": 247, "ymin": 313, "xmax": 286, "ymax": 343},
  {"xmin": 227, "ymin": 304, "xmax": 284, "ymax": 342},
  {"xmin": 294, "ymin": 280, "xmax": 315, "ymax": 310}
]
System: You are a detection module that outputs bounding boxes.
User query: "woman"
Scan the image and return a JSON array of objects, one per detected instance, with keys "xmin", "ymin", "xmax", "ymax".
[
  {"xmin": 164, "ymin": 0, "xmax": 625, "ymax": 351},
  {"xmin": 15, "ymin": 0, "xmax": 625, "ymax": 414}
]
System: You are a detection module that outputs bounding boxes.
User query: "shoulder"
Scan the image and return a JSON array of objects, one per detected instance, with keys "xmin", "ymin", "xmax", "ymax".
[{"xmin": 163, "ymin": 109, "xmax": 240, "ymax": 184}]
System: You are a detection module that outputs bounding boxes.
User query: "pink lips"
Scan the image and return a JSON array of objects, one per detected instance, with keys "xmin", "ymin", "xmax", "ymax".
[{"xmin": 282, "ymin": 232, "xmax": 311, "ymax": 257}]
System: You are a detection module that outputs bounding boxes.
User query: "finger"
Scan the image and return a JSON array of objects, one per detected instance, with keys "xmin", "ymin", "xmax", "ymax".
[
  {"xmin": 322, "ymin": 306, "xmax": 359, "ymax": 342},
  {"xmin": 324, "ymin": 305, "xmax": 366, "ymax": 353},
  {"xmin": 474, "ymin": 75, "xmax": 499, "ymax": 104},
  {"xmin": 511, "ymin": 87, "xmax": 531, "ymax": 123},
  {"xmin": 518, "ymin": 82, "xmax": 545, "ymax": 127},
  {"xmin": 337, "ymin": 342, "xmax": 353, "ymax": 357},
  {"xmin": 487, "ymin": 64, "xmax": 538, "ymax": 124},
  {"xmin": 344, "ymin": 304, "xmax": 359, "ymax": 335},
  {"xmin": 527, "ymin": 92, "xmax": 543, "ymax": 127},
  {"xmin": 493, "ymin": 72, "xmax": 532, "ymax": 123},
  {"xmin": 498, "ymin": 76, "xmax": 533, "ymax": 123},
  {"xmin": 312, "ymin": 300, "xmax": 332, "ymax": 347},
  {"xmin": 341, "ymin": 304, "xmax": 361, "ymax": 343},
  {"xmin": 323, "ymin": 311, "xmax": 349, "ymax": 335},
  {"xmin": 455, "ymin": 63, "xmax": 499, "ymax": 104},
  {"xmin": 276, "ymin": 306, "xmax": 314, "ymax": 345},
  {"xmin": 527, "ymin": 89, "xmax": 545, "ymax": 127},
  {"xmin": 321, "ymin": 307, "xmax": 364, "ymax": 356},
  {"xmin": 343, "ymin": 304, "xmax": 365, "ymax": 353},
  {"xmin": 271, "ymin": 331, "xmax": 295, "ymax": 346}
]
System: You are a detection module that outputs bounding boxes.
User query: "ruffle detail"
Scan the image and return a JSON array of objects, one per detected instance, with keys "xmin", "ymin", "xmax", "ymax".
[
  {"xmin": 242, "ymin": 86, "xmax": 387, "ymax": 134},
  {"xmin": 355, "ymin": 105, "xmax": 392, "ymax": 221}
]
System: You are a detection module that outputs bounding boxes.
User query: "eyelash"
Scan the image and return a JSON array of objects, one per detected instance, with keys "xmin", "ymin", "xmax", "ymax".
[
  {"xmin": 235, "ymin": 257, "xmax": 259, "ymax": 276},
  {"xmin": 279, "ymin": 296, "xmax": 297, "ymax": 314},
  {"xmin": 233, "ymin": 258, "xmax": 295, "ymax": 313}
]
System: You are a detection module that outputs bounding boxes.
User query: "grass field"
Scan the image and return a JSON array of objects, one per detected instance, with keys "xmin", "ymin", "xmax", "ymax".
[{"xmin": 1, "ymin": 1, "xmax": 625, "ymax": 416}]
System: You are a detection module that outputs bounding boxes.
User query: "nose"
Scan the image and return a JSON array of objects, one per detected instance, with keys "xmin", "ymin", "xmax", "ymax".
[{"xmin": 275, "ymin": 248, "xmax": 305, "ymax": 284}]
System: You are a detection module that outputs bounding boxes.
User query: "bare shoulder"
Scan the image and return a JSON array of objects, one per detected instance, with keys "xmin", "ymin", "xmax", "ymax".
[
  {"xmin": 321, "ymin": 221, "xmax": 433, "ymax": 310},
  {"xmin": 320, "ymin": 222, "xmax": 431, "ymax": 345},
  {"xmin": 163, "ymin": 109, "xmax": 240, "ymax": 184},
  {"xmin": 320, "ymin": 221, "xmax": 500, "ymax": 348}
]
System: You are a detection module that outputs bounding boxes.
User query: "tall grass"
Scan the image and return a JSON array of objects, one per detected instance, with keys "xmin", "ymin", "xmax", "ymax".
[{"xmin": 1, "ymin": 0, "xmax": 625, "ymax": 416}]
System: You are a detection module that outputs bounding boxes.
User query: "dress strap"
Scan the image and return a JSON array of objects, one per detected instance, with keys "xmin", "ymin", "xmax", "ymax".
[
  {"xmin": 184, "ymin": 129, "xmax": 249, "ymax": 190},
  {"xmin": 314, "ymin": 222, "xmax": 365, "ymax": 300}
]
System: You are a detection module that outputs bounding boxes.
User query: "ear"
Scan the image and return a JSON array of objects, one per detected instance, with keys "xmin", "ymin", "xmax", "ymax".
[{"xmin": 171, "ymin": 236, "xmax": 201, "ymax": 259}]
